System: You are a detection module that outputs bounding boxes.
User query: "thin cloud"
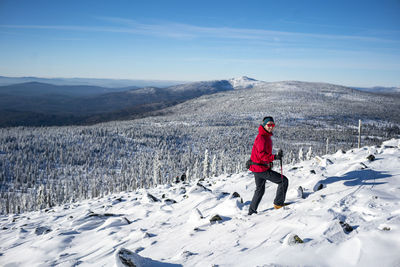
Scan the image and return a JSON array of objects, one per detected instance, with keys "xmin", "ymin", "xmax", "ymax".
[{"xmin": 1, "ymin": 19, "xmax": 398, "ymax": 44}]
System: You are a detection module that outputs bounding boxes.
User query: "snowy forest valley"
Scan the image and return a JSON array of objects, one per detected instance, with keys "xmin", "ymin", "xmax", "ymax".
[{"xmin": 1, "ymin": 78, "xmax": 400, "ymax": 215}]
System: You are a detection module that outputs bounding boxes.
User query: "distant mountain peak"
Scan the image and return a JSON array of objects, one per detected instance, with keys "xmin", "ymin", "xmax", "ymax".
[
  {"xmin": 228, "ymin": 76, "xmax": 263, "ymax": 89},
  {"xmin": 239, "ymin": 76, "xmax": 257, "ymax": 81}
]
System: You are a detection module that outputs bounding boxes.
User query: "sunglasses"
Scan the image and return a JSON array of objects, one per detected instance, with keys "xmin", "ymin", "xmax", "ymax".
[{"xmin": 266, "ymin": 123, "xmax": 275, "ymax": 127}]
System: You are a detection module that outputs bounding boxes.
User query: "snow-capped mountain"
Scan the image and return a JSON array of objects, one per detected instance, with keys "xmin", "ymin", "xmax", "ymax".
[
  {"xmin": 228, "ymin": 76, "xmax": 266, "ymax": 89},
  {"xmin": 1, "ymin": 139, "xmax": 399, "ymax": 266}
]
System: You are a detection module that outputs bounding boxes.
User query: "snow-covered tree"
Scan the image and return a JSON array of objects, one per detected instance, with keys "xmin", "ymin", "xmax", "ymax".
[
  {"xmin": 203, "ymin": 149, "xmax": 209, "ymax": 179},
  {"xmin": 306, "ymin": 147, "xmax": 313, "ymax": 160},
  {"xmin": 298, "ymin": 147, "xmax": 304, "ymax": 162}
]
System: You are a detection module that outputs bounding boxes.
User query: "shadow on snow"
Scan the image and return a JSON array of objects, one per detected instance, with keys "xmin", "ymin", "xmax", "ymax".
[{"xmin": 321, "ymin": 169, "xmax": 390, "ymax": 187}]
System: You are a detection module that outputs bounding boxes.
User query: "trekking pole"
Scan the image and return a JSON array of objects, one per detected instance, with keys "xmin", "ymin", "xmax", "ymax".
[{"xmin": 280, "ymin": 157, "xmax": 286, "ymax": 209}]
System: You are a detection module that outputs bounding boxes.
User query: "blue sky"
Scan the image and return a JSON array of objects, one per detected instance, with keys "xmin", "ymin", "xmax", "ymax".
[{"xmin": 0, "ymin": 0, "xmax": 399, "ymax": 87}]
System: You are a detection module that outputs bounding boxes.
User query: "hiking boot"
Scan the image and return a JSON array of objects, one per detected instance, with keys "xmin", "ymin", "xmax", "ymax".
[{"xmin": 274, "ymin": 203, "xmax": 290, "ymax": 209}]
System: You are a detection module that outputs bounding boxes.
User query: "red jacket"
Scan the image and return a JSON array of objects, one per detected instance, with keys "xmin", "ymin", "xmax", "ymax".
[{"xmin": 249, "ymin": 125, "xmax": 276, "ymax": 172}]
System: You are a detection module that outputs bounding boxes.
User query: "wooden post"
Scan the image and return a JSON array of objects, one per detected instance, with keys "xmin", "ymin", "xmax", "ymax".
[{"xmin": 358, "ymin": 120, "xmax": 362, "ymax": 148}]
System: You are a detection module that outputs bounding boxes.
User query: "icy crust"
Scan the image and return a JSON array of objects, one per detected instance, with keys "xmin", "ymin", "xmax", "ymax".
[{"xmin": 1, "ymin": 140, "xmax": 400, "ymax": 266}]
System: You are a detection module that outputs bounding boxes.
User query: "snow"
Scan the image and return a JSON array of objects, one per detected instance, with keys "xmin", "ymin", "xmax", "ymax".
[
  {"xmin": 1, "ymin": 139, "xmax": 400, "ymax": 266},
  {"xmin": 228, "ymin": 76, "xmax": 266, "ymax": 89}
]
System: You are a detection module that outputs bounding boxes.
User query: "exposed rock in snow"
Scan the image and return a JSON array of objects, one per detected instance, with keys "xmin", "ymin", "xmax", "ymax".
[
  {"xmin": 339, "ymin": 221, "xmax": 354, "ymax": 234},
  {"xmin": 34, "ymin": 226, "xmax": 52, "ymax": 235},
  {"xmin": 209, "ymin": 214, "xmax": 223, "ymax": 223},
  {"xmin": 285, "ymin": 233, "xmax": 304, "ymax": 245},
  {"xmin": 164, "ymin": 198, "xmax": 177, "ymax": 204},
  {"xmin": 116, "ymin": 248, "xmax": 181, "ymax": 267},
  {"xmin": 146, "ymin": 193, "xmax": 161, "ymax": 202},
  {"xmin": 297, "ymin": 186, "xmax": 304, "ymax": 198},
  {"xmin": 188, "ymin": 183, "xmax": 212, "ymax": 193}
]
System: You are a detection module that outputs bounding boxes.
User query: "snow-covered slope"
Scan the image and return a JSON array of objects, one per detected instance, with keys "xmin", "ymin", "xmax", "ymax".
[{"xmin": 1, "ymin": 139, "xmax": 400, "ymax": 266}]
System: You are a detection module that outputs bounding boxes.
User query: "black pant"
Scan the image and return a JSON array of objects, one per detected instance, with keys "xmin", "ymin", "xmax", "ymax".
[{"xmin": 249, "ymin": 170, "xmax": 289, "ymax": 213}]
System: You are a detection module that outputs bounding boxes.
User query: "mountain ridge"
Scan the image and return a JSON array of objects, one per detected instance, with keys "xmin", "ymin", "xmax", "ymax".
[
  {"xmin": 0, "ymin": 75, "xmax": 185, "ymax": 88},
  {"xmin": 0, "ymin": 79, "xmax": 242, "ymax": 127},
  {"xmin": 1, "ymin": 78, "xmax": 399, "ymax": 128}
]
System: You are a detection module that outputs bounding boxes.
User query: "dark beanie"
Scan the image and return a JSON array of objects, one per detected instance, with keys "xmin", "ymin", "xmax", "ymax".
[{"xmin": 262, "ymin": 116, "xmax": 274, "ymax": 126}]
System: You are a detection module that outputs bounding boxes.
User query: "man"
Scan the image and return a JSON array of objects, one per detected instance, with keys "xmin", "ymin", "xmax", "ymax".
[{"xmin": 248, "ymin": 116, "xmax": 289, "ymax": 215}]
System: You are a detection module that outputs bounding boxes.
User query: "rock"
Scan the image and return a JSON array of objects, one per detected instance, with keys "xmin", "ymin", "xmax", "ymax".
[
  {"xmin": 164, "ymin": 199, "xmax": 177, "ymax": 204},
  {"xmin": 310, "ymin": 170, "xmax": 316, "ymax": 174},
  {"xmin": 112, "ymin": 197, "xmax": 125, "ymax": 205},
  {"xmin": 189, "ymin": 183, "xmax": 212, "ymax": 193},
  {"xmin": 293, "ymin": 235, "xmax": 304, "ymax": 244},
  {"xmin": 230, "ymin": 192, "xmax": 244, "ymax": 203},
  {"xmin": 286, "ymin": 233, "xmax": 304, "ymax": 245},
  {"xmin": 313, "ymin": 182, "xmax": 325, "ymax": 192},
  {"xmin": 339, "ymin": 221, "xmax": 353, "ymax": 234},
  {"xmin": 209, "ymin": 214, "xmax": 223, "ymax": 223},
  {"xmin": 116, "ymin": 248, "xmax": 180, "ymax": 267},
  {"xmin": 181, "ymin": 250, "xmax": 198, "ymax": 259},
  {"xmin": 179, "ymin": 187, "xmax": 186, "ymax": 194},
  {"xmin": 231, "ymin": 192, "xmax": 241, "ymax": 198},
  {"xmin": 88, "ymin": 212, "xmax": 117, "ymax": 217},
  {"xmin": 297, "ymin": 186, "xmax": 304, "ymax": 198},
  {"xmin": 360, "ymin": 162, "xmax": 368, "ymax": 169},
  {"xmin": 116, "ymin": 248, "xmax": 142, "ymax": 267},
  {"xmin": 196, "ymin": 182, "xmax": 212, "ymax": 192},
  {"xmin": 123, "ymin": 217, "xmax": 132, "ymax": 224},
  {"xmin": 135, "ymin": 247, "xmax": 145, "ymax": 253},
  {"xmin": 35, "ymin": 226, "xmax": 52, "ymax": 235},
  {"xmin": 143, "ymin": 232, "xmax": 156, "ymax": 238},
  {"xmin": 219, "ymin": 192, "xmax": 230, "ymax": 197},
  {"xmin": 382, "ymin": 227, "xmax": 391, "ymax": 231},
  {"xmin": 367, "ymin": 154, "xmax": 376, "ymax": 161},
  {"xmin": 180, "ymin": 173, "xmax": 186, "ymax": 182},
  {"xmin": 147, "ymin": 193, "xmax": 161, "ymax": 202},
  {"xmin": 383, "ymin": 145, "xmax": 396, "ymax": 149}
]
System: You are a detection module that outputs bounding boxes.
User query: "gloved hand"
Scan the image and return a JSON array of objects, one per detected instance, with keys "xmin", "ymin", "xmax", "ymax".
[{"xmin": 275, "ymin": 149, "xmax": 283, "ymax": 160}]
